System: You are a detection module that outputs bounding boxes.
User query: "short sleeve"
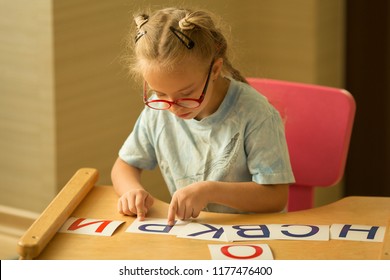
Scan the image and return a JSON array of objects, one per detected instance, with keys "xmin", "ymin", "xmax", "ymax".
[
  {"xmin": 245, "ymin": 111, "xmax": 295, "ymax": 184},
  {"xmin": 119, "ymin": 109, "xmax": 158, "ymax": 170}
]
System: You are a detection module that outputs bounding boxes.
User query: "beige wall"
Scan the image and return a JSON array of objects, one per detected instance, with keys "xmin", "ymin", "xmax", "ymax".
[
  {"xmin": 0, "ymin": 0, "xmax": 57, "ymax": 211},
  {"xmin": 0, "ymin": 0, "xmax": 345, "ymax": 213}
]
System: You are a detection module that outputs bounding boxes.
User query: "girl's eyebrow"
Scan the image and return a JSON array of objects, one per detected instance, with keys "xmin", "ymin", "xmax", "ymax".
[
  {"xmin": 174, "ymin": 83, "xmax": 196, "ymax": 93},
  {"xmin": 150, "ymin": 82, "xmax": 196, "ymax": 95}
]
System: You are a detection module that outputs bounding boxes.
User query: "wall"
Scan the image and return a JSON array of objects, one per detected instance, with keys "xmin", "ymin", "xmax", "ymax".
[
  {"xmin": 0, "ymin": 0, "xmax": 345, "ymax": 213},
  {"xmin": 52, "ymin": 0, "xmax": 136, "ymax": 195},
  {"xmin": 0, "ymin": 0, "xmax": 57, "ymax": 211}
]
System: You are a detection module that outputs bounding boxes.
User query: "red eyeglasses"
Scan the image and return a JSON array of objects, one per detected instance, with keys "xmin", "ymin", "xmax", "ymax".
[{"xmin": 143, "ymin": 61, "xmax": 213, "ymax": 110}]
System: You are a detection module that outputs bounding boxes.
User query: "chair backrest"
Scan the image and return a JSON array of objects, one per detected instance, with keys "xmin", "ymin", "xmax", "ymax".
[{"xmin": 247, "ymin": 78, "xmax": 356, "ymax": 211}]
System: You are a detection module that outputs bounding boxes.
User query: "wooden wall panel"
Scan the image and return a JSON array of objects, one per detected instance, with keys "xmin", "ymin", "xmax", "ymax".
[
  {"xmin": 0, "ymin": 0, "xmax": 56, "ymax": 212},
  {"xmin": 52, "ymin": 0, "xmax": 136, "ymax": 191}
]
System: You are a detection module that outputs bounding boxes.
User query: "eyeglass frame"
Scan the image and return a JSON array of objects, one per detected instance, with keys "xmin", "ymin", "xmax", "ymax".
[{"xmin": 143, "ymin": 60, "xmax": 214, "ymax": 110}]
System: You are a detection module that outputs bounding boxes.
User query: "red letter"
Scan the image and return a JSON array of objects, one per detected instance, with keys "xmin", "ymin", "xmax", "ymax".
[
  {"xmin": 68, "ymin": 218, "xmax": 113, "ymax": 233},
  {"xmin": 220, "ymin": 245, "xmax": 263, "ymax": 259}
]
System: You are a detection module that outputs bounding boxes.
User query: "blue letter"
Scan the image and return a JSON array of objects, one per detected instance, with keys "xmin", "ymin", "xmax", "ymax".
[
  {"xmin": 138, "ymin": 223, "xmax": 174, "ymax": 233},
  {"xmin": 281, "ymin": 224, "xmax": 320, "ymax": 238},
  {"xmin": 339, "ymin": 224, "xmax": 379, "ymax": 240},
  {"xmin": 188, "ymin": 224, "xmax": 224, "ymax": 239},
  {"xmin": 232, "ymin": 225, "xmax": 270, "ymax": 238}
]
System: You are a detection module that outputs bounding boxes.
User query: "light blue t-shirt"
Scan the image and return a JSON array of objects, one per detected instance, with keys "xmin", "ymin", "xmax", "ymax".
[{"xmin": 119, "ymin": 79, "xmax": 295, "ymax": 213}]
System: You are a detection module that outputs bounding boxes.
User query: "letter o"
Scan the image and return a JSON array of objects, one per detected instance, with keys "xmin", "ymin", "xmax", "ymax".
[{"xmin": 220, "ymin": 245, "xmax": 263, "ymax": 259}]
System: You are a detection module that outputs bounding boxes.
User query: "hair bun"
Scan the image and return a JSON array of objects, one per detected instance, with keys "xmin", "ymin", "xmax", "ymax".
[
  {"xmin": 134, "ymin": 14, "xmax": 149, "ymax": 30},
  {"xmin": 179, "ymin": 18, "xmax": 195, "ymax": 30}
]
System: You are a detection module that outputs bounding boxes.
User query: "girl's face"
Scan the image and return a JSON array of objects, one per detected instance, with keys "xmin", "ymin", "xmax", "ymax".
[{"xmin": 143, "ymin": 58, "xmax": 223, "ymax": 120}]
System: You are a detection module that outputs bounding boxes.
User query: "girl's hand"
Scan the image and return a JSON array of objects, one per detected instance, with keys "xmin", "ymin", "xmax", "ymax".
[
  {"xmin": 117, "ymin": 189, "xmax": 154, "ymax": 221},
  {"xmin": 167, "ymin": 182, "xmax": 209, "ymax": 226}
]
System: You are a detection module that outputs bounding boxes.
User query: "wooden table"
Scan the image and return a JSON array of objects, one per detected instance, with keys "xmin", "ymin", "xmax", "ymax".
[{"xmin": 17, "ymin": 168, "xmax": 390, "ymax": 260}]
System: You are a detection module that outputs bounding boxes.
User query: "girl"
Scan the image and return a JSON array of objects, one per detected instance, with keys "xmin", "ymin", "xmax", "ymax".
[{"xmin": 111, "ymin": 7, "xmax": 295, "ymax": 226}]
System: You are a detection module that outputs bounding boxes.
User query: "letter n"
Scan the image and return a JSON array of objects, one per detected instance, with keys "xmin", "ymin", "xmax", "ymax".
[{"xmin": 67, "ymin": 218, "xmax": 114, "ymax": 233}]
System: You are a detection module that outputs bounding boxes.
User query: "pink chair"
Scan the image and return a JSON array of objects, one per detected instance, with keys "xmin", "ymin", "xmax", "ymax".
[{"xmin": 247, "ymin": 78, "xmax": 356, "ymax": 211}]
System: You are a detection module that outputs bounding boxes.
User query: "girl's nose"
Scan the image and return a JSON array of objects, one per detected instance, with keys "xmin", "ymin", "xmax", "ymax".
[
  {"xmin": 169, "ymin": 103, "xmax": 182, "ymax": 113},
  {"xmin": 169, "ymin": 104, "xmax": 189, "ymax": 117}
]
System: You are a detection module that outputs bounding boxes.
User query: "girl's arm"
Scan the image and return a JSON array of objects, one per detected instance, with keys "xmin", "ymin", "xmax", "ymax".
[
  {"xmin": 111, "ymin": 157, "xmax": 154, "ymax": 220},
  {"xmin": 167, "ymin": 181, "xmax": 288, "ymax": 225}
]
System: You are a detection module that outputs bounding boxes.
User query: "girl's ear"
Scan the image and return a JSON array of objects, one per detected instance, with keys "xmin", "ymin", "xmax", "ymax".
[{"xmin": 211, "ymin": 57, "xmax": 224, "ymax": 80}]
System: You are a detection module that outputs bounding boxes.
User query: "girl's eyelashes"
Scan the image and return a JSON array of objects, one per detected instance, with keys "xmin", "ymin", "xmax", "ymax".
[
  {"xmin": 181, "ymin": 91, "xmax": 193, "ymax": 97},
  {"xmin": 155, "ymin": 92, "xmax": 167, "ymax": 98},
  {"xmin": 153, "ymin": 90, "xmax": 170, "ymax": 98},
  {"xmin": 155, "ymin": 90, "xmax": 194, "ymax": 99}
]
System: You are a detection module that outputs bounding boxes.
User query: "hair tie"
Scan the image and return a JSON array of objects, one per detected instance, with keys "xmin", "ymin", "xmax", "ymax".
[
  {"xmin": 134, "ymin": 14, "xmax": 149, "ymax": 30},
  {"xmin": 179, "ymin": 18, "xmax": 195, "ymax": 30},
  {"xmin": 134, "ymin": 14, "xmax": 149, "ymax": 43}
]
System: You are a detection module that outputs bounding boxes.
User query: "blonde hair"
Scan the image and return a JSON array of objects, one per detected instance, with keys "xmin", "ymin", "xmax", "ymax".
[{"xmin": 127, "ymin": 7, "xmax": 247, "ymax": 83}]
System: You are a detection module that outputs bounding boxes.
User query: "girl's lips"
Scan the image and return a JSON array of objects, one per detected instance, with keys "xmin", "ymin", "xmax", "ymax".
[{"xmin": 177, "ymin": 112, "xmax": 192, "ymax": 118}]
